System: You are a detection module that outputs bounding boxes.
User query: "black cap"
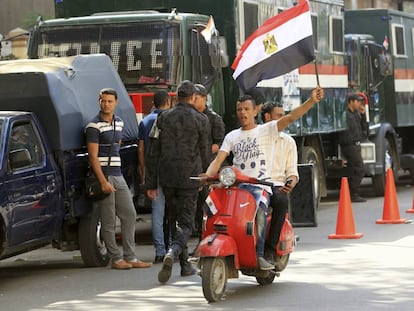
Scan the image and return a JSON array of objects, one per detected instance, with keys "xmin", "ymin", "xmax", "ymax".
[
  {"xmin": 348, "ymin": 93, "xmax": 364, "ymax": 102},
  {"xmin": 177, "ymin": 80, "xmax": 197, "ymax": 97},
  {"xmin": 195, "ymin": 84, "xmax": 207, "ymax": 96}
]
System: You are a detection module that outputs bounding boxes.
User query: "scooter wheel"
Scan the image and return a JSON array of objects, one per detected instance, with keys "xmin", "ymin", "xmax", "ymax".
[
  {"xmin": 201, "ymin": 257, "xmax": 228, "ymax": 302},
  {"xmin": 275, "ymin": 254, "xmax": 290, "ymax": 272},
  {"xmin": 256, "ymin": 272, "xmax": 276, "ymax": 285}
]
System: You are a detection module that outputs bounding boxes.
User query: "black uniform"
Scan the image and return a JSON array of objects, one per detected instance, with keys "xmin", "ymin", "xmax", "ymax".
[
  {"xmin": 194, "ymin": 107, "xmax": 225, "ymax": 235},
  {"xmin": 360, "ymin": 112, "xmax": 368, "ymax": 140},
  {"xmin": 339, "ymin": 108, "xmax": 365, "ymax": 197},
  {"xmin": 203, "ymin": 107, "xmax": 225, "ymax": 161},
  {"xmin": 145, "ymin": 101, "xmax": 210, "ymax": 267}
]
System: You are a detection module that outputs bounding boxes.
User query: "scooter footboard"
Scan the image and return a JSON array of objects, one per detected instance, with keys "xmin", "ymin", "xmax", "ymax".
[{"xmin": 195, "ymin": 234, "xmax": 240, "ymax": 268}]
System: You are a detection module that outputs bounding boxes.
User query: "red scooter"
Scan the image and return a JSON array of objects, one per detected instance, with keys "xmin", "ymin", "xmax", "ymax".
[{"xmin": 193, "ymin": 166, "xmax": 296, "ymax": 302}]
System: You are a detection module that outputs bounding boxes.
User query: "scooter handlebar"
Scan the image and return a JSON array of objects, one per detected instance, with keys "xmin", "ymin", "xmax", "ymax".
[{"xmin": 190, "ymin": 167, "xmax": 274, "ymax": 187}]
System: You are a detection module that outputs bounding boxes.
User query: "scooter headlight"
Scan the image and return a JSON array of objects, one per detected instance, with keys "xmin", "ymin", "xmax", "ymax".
[{"xmin": 219, "ymin": 167, "xmax": 236, "ymax": 186}]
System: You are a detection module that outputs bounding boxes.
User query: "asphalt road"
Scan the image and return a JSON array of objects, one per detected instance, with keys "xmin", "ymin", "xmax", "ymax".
[{"xmin": 1, "ymin": 179, "xmax": 413, "ymax": 311}]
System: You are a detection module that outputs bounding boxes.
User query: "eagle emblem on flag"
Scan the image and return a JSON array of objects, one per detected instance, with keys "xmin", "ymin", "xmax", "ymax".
[
  {"xmin": 263, "ymin": 33, "xmax": 278, "ymax": 55},
  {"xmin": 232, "ymin": 0, "xmax": 314, "ymax": 91}
]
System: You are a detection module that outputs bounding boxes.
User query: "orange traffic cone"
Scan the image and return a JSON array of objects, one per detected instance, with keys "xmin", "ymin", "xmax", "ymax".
[
  {"xmin": 376, "ymin": 169, "xmax": 406, "ymax": 224},
  {"xmin": 329, "ymin": 177, "xmax": 363, "ymax": 239},
  {"xmin": 406, "ymin": 187, "xmax": 414, "ymax": 213}
]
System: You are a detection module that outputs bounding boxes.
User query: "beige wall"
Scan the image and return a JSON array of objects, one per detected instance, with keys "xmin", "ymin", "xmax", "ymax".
[
  {"xmin": 346, "ymin": 0, "xmax": 414, "ymax": 12},
  {"xmin": 0, "ymin": 0, "xmax": 54, "ymax": 35}
]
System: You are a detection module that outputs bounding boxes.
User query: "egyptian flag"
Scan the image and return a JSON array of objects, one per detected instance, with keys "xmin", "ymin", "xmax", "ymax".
[{"xmin": 232, "ymin": 0, "xmax": 314, "ymax": 91}]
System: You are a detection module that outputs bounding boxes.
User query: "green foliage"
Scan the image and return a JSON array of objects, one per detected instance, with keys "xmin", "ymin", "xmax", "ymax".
[{"xmin": 21, "ymin": 11, "xmax": 54, "ymax": 30}]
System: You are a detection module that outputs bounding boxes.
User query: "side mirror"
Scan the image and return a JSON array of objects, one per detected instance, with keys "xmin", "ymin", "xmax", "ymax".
[
  {"xmin": 378, "ymin": 53, "xmax": 393, "ymax": 76},
  {"xmin": 10, "ymin": 148, "xmax": 32, "ymax": 170},
  {"xmin": 209, "ymin": 36, "xmax": 229, "ymax": 68}
]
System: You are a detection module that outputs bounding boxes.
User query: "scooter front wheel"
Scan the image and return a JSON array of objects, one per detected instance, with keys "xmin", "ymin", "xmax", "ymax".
[{"xmin": 201, "ymin": 257, "xmax": 228, "ymax": 302}]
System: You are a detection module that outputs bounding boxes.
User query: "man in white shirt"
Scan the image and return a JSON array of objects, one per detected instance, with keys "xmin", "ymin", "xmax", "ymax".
[
  {"xmin": 260, "ymin": 102, "xmax": 299, "ymax": 266},
  {"xmin": 205, "ymin": 86, "xmax": 323, "ymax": 270}
]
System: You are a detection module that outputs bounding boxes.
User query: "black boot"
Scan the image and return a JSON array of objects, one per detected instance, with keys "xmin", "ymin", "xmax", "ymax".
[
  {"xmin": 264, "ymin": 248, "xmax": 275, "ymax": 264},
  {"xmin": 179, "ymin": 247, "xmax": 197, "ymax": 277}
]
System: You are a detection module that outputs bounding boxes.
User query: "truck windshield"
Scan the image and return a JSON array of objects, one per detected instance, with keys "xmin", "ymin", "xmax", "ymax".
[
  {"xmin": 31, "ymin": 21, "xmax": 180, "ymax": 89},
  {"xmin": 346, "ymin": 39, "xmax": 360, "ymax": 87}
]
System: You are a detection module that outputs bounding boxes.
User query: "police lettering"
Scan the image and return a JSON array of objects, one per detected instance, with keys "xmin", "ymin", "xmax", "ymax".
[{"xmin": 37, "ymin": 38, "xmax": 164, "ymax": 72}]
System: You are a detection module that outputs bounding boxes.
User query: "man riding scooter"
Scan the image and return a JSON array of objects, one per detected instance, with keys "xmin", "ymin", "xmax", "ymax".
[
  {"xmin": 260, "ymin": 102, "xmax": 299, "ymax": 265},
  {"xmin": 204, "ymin": 86, "xmax": 324, "ymax": 270}
]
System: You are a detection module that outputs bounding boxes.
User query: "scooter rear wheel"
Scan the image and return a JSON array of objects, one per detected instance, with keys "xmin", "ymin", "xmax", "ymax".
[
  {"xmin": 275, "ymin": 254, "xmax": 290, "ymax": 272},
  {"xmin": 201, "ymin": 257, "xmax": 228, "ymax": 302}
]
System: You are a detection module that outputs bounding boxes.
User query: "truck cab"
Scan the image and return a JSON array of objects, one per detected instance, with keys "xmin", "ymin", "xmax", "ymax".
[
  {"xmin": 344, "ymin": 33, "xmax": 397, "ymax": 191},
  {"xmin": 27, "ymin": 10, "xmax": 229, "ymax": 124},
  {"xmin": 345, "ymin": 8, "xmax": 414, "ymax": 194}
]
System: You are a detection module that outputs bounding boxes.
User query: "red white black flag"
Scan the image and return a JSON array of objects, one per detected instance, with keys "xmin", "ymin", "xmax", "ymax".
[{"xmin": 232, "ymin": 0, "xmax": 314, "ymax": 91}]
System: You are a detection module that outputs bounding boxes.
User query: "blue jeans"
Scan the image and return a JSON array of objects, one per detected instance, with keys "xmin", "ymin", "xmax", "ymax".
[
  {"xmin": 239, "ymin": 184, "xmax": 270, "ymax": 257},
  {"xmin": 152, "ymin": 184, "xmax": 167, "ymax": 256}
]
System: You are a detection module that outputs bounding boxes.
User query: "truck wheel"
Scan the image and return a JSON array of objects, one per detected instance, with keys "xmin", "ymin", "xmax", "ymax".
[
  {"xmin": 78, "ymin": 205, "xmax": 109, "ymax": 267},
  {"xmin": 201, "ymin": 257, "xmax": 228, "ymax": 303},
  {"xmin": 301, "ymin": 146, "xmax": 321, "ymax": 209},
  {"xmin": 373, "ymin": 137, "xmax": 397, "ymax": 196}
]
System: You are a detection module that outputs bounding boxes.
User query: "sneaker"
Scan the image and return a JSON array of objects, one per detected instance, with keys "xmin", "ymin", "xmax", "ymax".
[
  {"xmin": 158, "ymin": 251, "xmax": 174, "ymax": 283},
  {"xmin": 111, "ymin": 259, "xmax": 132, "ymax": 270},
  {"xmin": 258, "ymin": 257, "xmax": 275, "ymax": 270},
  {"xmin": 126, "ymin": 260, "xmax": 152, "ymax": 268},
  {"xmin": 351, "ymin": 194, "xmax": 367, "ymax": 203}
]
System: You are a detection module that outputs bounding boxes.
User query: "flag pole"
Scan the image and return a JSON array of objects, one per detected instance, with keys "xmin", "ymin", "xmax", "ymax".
[{"xmin": 314, "ymin": 59, "xmax": 320, "ymax": 86}]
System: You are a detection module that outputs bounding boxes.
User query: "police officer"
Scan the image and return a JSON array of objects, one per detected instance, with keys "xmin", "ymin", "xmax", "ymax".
[
  {"xmin": 192, "ymin": 83, "xmax": 225, "ymax": 237},
  {"xmin": 145, "ymin": 80, "xmax": 210, "ymax": 283},
  {"xmin": 339, "ymin": 93, "xmax": 367, "ymax": 202}
]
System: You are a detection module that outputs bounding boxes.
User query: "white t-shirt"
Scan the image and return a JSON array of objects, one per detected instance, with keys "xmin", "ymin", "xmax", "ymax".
[{"xmin": 220, "ymin": 120, "xmax": 279, "ymax": 188}]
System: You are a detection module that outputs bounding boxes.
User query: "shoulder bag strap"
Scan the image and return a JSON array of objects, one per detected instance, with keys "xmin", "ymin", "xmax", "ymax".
[{"xmin": 106, "ymin": 117, "xmax": 117, "ymax": 167}]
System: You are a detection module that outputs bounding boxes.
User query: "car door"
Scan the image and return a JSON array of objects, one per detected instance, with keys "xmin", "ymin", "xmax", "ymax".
[{"xmin": 5, "ymin": 121, "xmax": 62, "ymax": 247}]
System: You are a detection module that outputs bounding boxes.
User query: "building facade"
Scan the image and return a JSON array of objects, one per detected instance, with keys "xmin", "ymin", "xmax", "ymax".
[
  {"xmin": 0, "ymin": 0, "xmax": 54, "ymax": 59},
  {"xmin": 0, "ymin": 0, "xmax": 54, "ymax": 35},
  {"xmin": 345, "ymin": 0, "xmax": 414, "ymax": 11}
]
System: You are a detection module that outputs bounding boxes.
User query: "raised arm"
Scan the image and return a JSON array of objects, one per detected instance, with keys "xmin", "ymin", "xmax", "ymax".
[{"xmin": 277, "ymin": 86, "xmax": 324, "ymax": 132}]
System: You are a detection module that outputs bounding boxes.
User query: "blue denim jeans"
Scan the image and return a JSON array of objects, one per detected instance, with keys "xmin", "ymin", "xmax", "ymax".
[
  {"xmin": 152, "ymin": 184, "xmax": 167, "ymax": 256},
  {"xmin": 239, "ymin": 184, "xmax": 270, "ymax": 257}
]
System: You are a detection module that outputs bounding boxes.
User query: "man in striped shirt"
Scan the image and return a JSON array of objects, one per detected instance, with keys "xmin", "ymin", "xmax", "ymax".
[
  {"xmin": 261, "ymin": 102, "xmax": 299, "ymax": 267},
  {"xmin": 85, "ymin": 88, "xmax": 151, "ymax": 270}
]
